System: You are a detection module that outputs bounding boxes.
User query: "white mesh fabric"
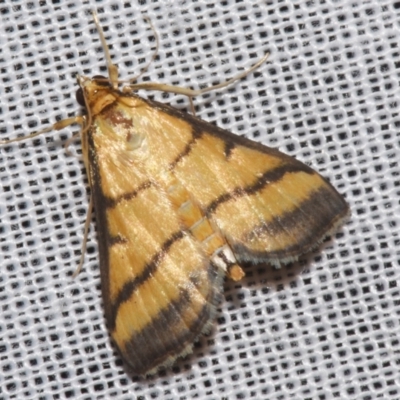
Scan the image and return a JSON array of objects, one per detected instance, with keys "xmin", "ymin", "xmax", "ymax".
[{"xmin": 0, "ymin": 0, "xmax": 399, "ymax": 399}]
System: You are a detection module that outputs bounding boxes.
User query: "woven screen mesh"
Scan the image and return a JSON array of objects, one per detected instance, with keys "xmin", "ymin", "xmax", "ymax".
[{"xmin": 0, "ymin": 0, "xmax": 399, "ymax": 399}]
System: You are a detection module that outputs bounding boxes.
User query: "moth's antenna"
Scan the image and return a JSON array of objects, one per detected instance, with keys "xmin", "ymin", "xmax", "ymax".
[
  {"xmin": 129, "ymin": 16, "xmax": 159, "ymax": 84},
  {"xmin": 92, "ymin": 11, "xmax": 119, "ymax": 89}
]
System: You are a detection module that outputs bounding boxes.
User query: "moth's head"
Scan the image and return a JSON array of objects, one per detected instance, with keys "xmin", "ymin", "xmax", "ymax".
[{"xmin": 76, "ymin": 75, "xmax": 116, "ymax": 116}]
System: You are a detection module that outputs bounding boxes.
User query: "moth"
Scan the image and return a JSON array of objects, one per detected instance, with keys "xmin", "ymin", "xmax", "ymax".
[{"xmin": 1, "ymin": 12, "xmax": 349, "ymax": 375}]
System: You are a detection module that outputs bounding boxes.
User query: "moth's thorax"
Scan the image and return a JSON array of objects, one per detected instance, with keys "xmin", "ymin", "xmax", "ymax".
[
  {"xmin": 80, "ymin": 76, "xmax": 118, "ymax": 116},
  {"xmin": 83, "ymin": 82, "xmax": 149, "ymax": 164}
]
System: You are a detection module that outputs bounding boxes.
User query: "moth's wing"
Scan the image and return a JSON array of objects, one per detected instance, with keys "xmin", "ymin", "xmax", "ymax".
[
  {"xmin": 87, "ymin": 124, "xmax": 224, "ymax": 375},
  {"xmin": 136, "ymin": 97, "xmax": 349, "ymax": 266},
  {"xmin": 84, "ymin": 89, "xmax": 348, "ymax": 374},
  {"xmin": 178, "ymin": 126, "xmax": 349, "ymax": 266}
]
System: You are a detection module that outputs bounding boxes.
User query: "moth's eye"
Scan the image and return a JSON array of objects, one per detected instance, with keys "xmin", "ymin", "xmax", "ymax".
[
  {"xmin": 76, "ymin": 75, "xmax": 110, "ymax": 106},
  {"xmin": 76, "ymin": 88, "xmax": 85, "ymax": 107}
]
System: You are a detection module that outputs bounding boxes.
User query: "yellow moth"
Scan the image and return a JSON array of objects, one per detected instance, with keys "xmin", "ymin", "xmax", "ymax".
[{"xmin": 1, "ymin": 12, "xmax": 349, "ymax": 375}]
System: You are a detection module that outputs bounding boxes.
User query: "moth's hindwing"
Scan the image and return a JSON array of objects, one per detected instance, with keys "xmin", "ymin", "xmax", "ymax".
[{"xmin": 83, "ymin": 80, "xmax": 349, "ymax": 375}]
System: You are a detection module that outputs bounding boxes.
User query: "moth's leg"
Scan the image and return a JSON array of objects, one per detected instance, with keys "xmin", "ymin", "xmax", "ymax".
[
  {"xmin": 0, "ymin": 114, "xmax": 92, "ymax": 278},
  {"xmin": 93, "ymin": 9, "xmax": 268, "ymax": 114},
  {"xmin": 189, "ymin": 97, "xmax": 196, "ymax": 116},
  {"xmin": 124, "ymin": 52, "xmax": 269, "ymax": 115},
  {"xmin": 126, "ymin": 51, "xmax": 270, "ymax": 98},
  {"xmin": 72, "ymin": 195, "xmax": 94, "ymax": 278},
  {"xmin": 0, "ymin": 116, "xmax": 84, "ymax": 145},
  {"xmin": 64, "ymin": 131, "xmax": 83, "ymax": 157}
]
